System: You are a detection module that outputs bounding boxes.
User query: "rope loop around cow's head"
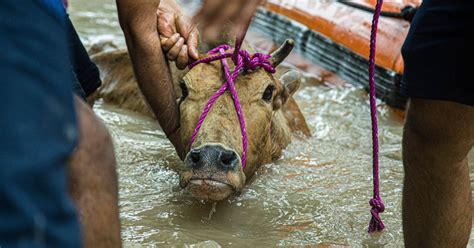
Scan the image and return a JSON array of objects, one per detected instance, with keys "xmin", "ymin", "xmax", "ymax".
[
  {"xmin": 189, "ymin": 45, "xmax": 276, "ymax": 73},
  {"xmin": 186, "ymin": 44, "xmax": 276, "ymax": 169}
]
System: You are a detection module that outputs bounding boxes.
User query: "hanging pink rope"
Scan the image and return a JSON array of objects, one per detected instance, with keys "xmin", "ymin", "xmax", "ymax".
[{"xmin": 368, "ymin": 0, "xmax": 385, "ymax": 233}]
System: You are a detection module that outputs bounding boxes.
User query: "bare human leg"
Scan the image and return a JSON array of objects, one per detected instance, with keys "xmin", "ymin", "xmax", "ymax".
[
  {"xmin": 403, "ymin": 98, "xmax": 474, "ymax": 247},
  {"xmin": 68, "ymin": 97, "xmax": 122, "ymax": 247}
]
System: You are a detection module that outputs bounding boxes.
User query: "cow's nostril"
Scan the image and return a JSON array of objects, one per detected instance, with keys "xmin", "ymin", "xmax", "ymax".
[
  {"xmin": 190, "ymin": 149, "xmax": 201, "ymax": 163},
  {"xmin": 220, "ymin": 150, "xmax": 237, "ymax": 166},
  {"xmin": 189, "ymin": 145, "xmax": 239, "ymax": 171}
]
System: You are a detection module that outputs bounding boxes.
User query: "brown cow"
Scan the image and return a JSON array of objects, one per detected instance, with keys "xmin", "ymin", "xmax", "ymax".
[{"xmin": 90, "ymin": 39, "xmax": 310, "ymax": 201}]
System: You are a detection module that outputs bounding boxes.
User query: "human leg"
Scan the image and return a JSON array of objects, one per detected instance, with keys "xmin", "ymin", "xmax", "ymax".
[
  {"xmin": 68, "ymin": 97, "xmax": 121, "ymax": 247},
  {"xmin": 402, "ymin": 99, "xmax": 474, "ymax": 247}
]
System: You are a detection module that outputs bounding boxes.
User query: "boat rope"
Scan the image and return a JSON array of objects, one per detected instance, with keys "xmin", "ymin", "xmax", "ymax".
[
  {"xmin": 368, "ymin": 0, "xmax": 385, "ymax": 233},
  {"xmin": 338, "ymin": 1, "xmax": 417, "ymax": 22}
]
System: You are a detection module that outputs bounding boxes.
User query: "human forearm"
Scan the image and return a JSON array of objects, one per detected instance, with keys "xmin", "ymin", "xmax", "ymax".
[
  {"xmin": 117, "ymin": 0, "xmax": 183, "ymax": 156},
  {"xmin": 193, "ymin": 0, "xmax": 264, "ymax": 41},
  {"xmin": 126, "ymin": 34, "xmax": 180, "ymax": 136}
]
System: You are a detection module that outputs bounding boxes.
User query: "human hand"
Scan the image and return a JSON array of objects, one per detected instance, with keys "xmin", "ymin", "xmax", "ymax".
[
  {"xmin": 157, "ymin": 3, "xmax": 199, "ymax": 69},
  {"xmin": 192, "ymin": 0, "xmax": 265, "ymax": 41}
]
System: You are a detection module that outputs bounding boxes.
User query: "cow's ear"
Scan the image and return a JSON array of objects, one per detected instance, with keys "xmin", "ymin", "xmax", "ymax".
[
  {"xmin": 273, "ymin": 70, "xmax": 301, "ymax": 110},
  {"xmin": 280, "ymin": 69, "xmax": 301, "ymax": 96}
]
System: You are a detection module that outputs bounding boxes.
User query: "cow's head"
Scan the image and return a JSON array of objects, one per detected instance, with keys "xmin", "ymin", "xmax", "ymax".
[{"xmin": 177, "ymin": 40, "xmax": 299, "ymax": 201}]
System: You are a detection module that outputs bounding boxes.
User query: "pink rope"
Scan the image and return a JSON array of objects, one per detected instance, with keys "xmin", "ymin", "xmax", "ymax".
[
  {"xmin": 368, "ymin": 0, "xmax": 385, "ymax": 233},
  {"xmin": 187, "ymin": 44, "xmax": 275, "ymax": 169}
]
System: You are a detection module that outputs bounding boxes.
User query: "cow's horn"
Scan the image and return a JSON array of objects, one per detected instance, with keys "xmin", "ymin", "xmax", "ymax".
[{"xmin": 270, "ymin": 39, "xmax": 295, "ymax": 67}]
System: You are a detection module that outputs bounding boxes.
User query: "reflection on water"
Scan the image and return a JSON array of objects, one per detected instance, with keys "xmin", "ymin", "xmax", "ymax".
[{"xmin": 69, "ymin": 0, "xmax": 474, "ymax": 247}]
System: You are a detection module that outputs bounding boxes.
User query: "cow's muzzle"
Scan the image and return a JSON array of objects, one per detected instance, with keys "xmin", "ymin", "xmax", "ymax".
[{"xmin": 180, "ymin": 144, "xmax": 245, "ymax": 201}]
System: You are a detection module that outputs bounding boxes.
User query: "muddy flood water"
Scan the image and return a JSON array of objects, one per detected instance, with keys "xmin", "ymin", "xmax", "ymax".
[{"xmin": 69, "ymin": 1, "xmax": 474, "ymax": 247}]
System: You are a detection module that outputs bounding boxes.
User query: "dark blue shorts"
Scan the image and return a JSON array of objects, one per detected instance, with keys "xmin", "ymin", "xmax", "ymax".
[
  {"xmin": 401, "ymin": 0, "xmax": 474, "ymax": 106},
  {"xmin": 66, "ymin": 15, "xmax": 102, "ymax": 99},
  {"xmin": 0, "ymin": 0, "xmax": 80, "ymax": 247}
]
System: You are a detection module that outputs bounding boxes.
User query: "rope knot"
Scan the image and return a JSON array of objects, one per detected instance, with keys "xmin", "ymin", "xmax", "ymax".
[
  {"xmin": 193, "ymin": 45, "xmax": 276, "ymax": 74},
  {"xmin": 368, "ymin": 198, "xmax": 385, "ymax": 233},
  {"xmin": 238, "ymin": 51, "xmax": 275, "ymax": 73},
  {"xmin": 369, "ymin": 198, "xmax": 385, "ymax": 213}
]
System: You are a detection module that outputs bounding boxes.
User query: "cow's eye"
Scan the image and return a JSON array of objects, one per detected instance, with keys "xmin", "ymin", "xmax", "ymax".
[
  {"xmin": 180, "ymin": 80, "xmax": 188, "ymax": 99},
  {"xmin": 262, "ymin": 85, "xmax": 275, "ymax": 102}
]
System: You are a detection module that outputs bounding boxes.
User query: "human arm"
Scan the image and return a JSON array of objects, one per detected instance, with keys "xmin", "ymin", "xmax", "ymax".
[
  {"xmin": 193, "ymin": 0, "xmax": 265, "ymax": 41},
  {"xmin": 116, "ymin": 0, "xmax": 184, "ymax": 158}
]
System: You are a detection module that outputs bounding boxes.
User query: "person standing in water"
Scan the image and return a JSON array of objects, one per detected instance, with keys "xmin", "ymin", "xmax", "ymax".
[{"xmin": 400, "ymin": 0, "xmax": 473, "ymax": 247}]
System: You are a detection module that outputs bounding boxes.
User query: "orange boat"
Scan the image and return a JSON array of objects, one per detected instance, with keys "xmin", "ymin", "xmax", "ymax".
[{"xmin": 251, "ymin": 0, "xmax": 422, "ymax": 109}]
